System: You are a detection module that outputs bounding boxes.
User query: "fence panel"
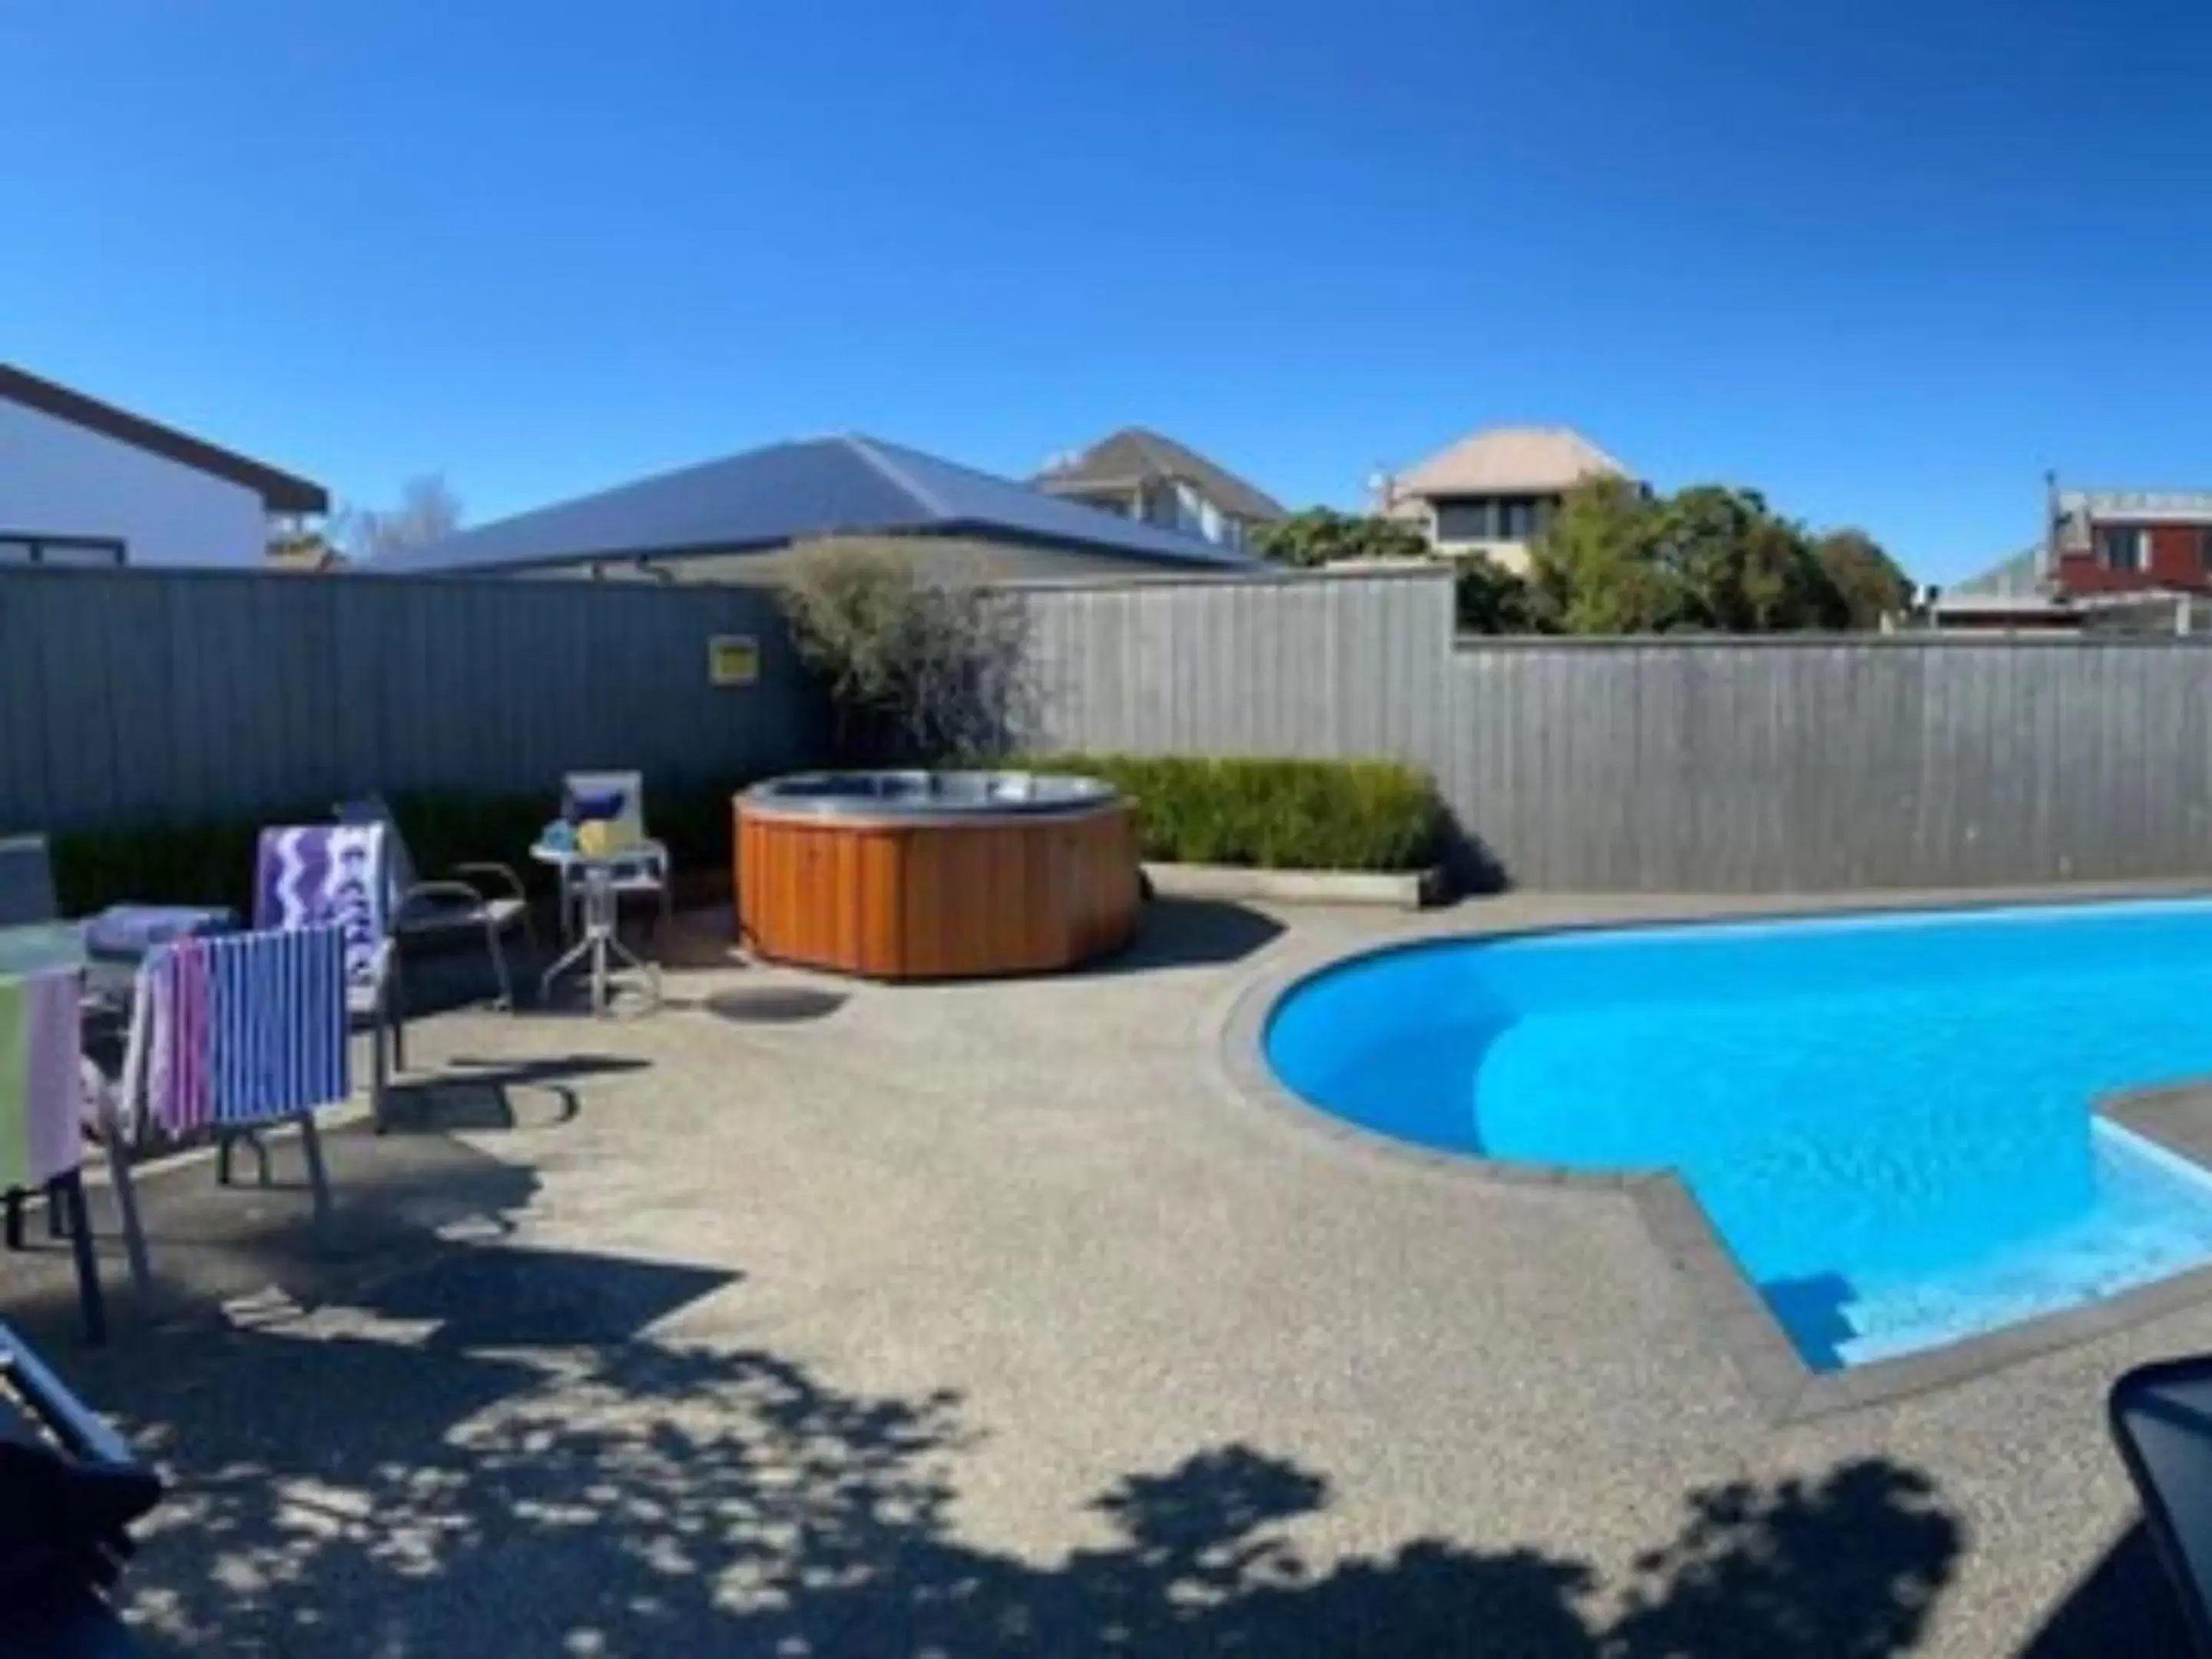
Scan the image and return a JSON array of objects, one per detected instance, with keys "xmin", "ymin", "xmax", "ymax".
[
  {"xmin": 1007, "ymin": 568, "xmax": 2212, "ymax": 892},
  {"xmin": 0, "ymin": 567, "xmax": 823, "ymax": 832}
]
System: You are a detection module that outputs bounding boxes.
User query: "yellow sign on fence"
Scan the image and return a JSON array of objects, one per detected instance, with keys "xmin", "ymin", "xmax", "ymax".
[{"xmin": 708, "ymin": 635, "xmax": 760, "ymax": 687}]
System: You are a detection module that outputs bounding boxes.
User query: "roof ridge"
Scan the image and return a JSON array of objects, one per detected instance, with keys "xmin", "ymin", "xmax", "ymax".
[{"xmin": 842, "ymin": 433, "xmax": 951, "ymax": 520}]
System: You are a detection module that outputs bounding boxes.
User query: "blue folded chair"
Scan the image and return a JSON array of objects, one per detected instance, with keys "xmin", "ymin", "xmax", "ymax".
[{"xmin": 2109, "ymin": 1356, "xmax": 2212, "ymax": 1656}]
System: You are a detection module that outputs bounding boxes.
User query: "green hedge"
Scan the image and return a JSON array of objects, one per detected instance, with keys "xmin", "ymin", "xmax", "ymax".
[
  {"xmin": 38, "ymin": 785, "xmax": 748, "ymax": 918},
  {"xmin": 1025, "ymin": 754, "xmax": 1442, "ymax": 873}
]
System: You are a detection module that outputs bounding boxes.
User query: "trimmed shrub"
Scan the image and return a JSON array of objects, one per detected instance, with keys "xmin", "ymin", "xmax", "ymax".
[{"xmin": 1025, "ymin": 754, "xmax": 1442, "ymax": 873}]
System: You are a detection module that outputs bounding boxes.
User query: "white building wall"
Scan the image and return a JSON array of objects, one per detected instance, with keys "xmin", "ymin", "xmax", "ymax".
[{"xmin": 0, "ymin": 397, "xmax": 270, "ymax": 567}]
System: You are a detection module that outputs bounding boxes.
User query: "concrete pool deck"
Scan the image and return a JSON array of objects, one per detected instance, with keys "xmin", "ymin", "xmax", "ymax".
[{"xmin": 8, "ymin": 887, "xmax": 2211, "ymax": 1653}]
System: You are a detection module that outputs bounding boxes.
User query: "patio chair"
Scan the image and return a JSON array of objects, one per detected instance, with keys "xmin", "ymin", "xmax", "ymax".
[
  {"xmin": 0, "ymin": 835, "xmax": 59, "ymax": 930},
  {"xmin": 0, "ymin": 1318, "xmax": 162, "ymax": 1654},
  {"xmin": 559, "ymin": 771, "xmax": 672, "ymax": 943},
  {"xmin": 2109, "ymin": 1355, "xmax": 2212, "ymax": 1656},
  {"xmin": 252, "ymin": 822, "xmax": 399, "ymax": 1131},
  {"xmin": 101, "ymin": 922, "xmax": 360, "ymax": 1301},
  {"xmin": 336, "ymin": 795, "xmax": 534, "ymax": 1022}
]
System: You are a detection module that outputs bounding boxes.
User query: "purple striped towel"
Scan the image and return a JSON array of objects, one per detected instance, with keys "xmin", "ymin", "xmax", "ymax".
[{"xmin": 129, "ymin": 926, "xmax": 349, "ymax": 1139}]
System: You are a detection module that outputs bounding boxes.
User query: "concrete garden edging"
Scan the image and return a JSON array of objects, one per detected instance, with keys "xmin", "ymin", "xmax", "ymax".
[{"xmin": 1142, "ymin": 861, "xmax": 1446, "ymax": 910}]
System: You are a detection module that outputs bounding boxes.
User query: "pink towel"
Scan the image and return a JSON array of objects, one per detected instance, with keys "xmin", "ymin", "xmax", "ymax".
[
  {"xmin": 0, "ymin": 966, "xmax": 86, "ymax": 1190},
  {"xmin": 22, "ymin": 972, "xmax": 82, "ymax": 1185},
  {"xmin": 139, "ymin": 939, "xmax": 215, "ymax": 1138}
]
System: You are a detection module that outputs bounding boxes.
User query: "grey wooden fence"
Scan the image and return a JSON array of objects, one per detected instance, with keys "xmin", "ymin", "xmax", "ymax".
[
  {"xmin": 1010, "ymin": 567, "xmax": 2212, "ymax": 892},
  {"xmin": 0, "ymin": 567, "xmax": 823, "ymax": 831}
]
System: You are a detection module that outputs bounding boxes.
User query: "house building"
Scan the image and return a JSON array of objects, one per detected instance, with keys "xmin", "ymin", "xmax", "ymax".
[
  {"xmin": 1933, "ymin": 482, "xmax": 2212, "ymax": 631},
  {"xmin": 382, "ymin": 432, "xmax": 1257, "ymax": 582},
  {"xmin": 1377, "ymin": 425, "xmax": 1633, "ymax": 574},
  {"xmin": 1032, "ymin": 428, "xmax": 1283, "ymax": 552},
  {"xmin": 0, "ymin": 364, "xmax": 326, "ymax": 568},
  {"xmin": 2048, "ymin": 487, "xmax": 2212, "ymax": 597},
  {"xmin": 1926, "ymin": 547, "xmax": 2077, "ymax": 631}
]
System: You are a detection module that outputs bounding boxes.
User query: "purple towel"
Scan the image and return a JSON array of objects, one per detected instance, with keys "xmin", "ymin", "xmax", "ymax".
[{"xmin": 253, "ymin": 824, "xmax": 387, "ymax": 995}]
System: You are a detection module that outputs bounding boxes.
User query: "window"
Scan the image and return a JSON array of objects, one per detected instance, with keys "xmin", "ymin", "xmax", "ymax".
[
  {"xmin": 1434, "ymin": 500, "xmax": 1491, "ymax": 541},
  {"xmin": 1435, "ymin": 499, "xmax": 1502, "ymax": 541},
  {"xmin": 2098, "ymin": 525, "xmax": 2144, "ymax": 572},
  {"xmin": 0, "ymin": 533, "xmax": 124, "ymax": 568},
  {"xmin": 1435, "ymin": 496, "xmax": 1553, "ymax": 542}
]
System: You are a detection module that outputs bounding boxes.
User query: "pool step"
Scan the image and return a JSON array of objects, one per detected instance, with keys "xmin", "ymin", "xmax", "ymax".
[{"xmin": 1828, "ymin": 1220, "xmax": 2212, "ymax": 1367}]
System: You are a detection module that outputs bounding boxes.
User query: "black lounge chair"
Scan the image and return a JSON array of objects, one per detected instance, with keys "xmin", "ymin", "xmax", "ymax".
[
  {"xmin": 0, "ymin": 1320, "xmax": 162, "ymax": 1654},
  {"xmin": 2109, "ymin": 1355, "xmax": 2212, "ymax": 1656}
]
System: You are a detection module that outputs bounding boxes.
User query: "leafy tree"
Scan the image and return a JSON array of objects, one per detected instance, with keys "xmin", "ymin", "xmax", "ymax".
[
  {"xmin": 1530, "ymin": 478, "xmax": 1892, "ymax": 635},
  {"xmin": 1813, "ymin": 528, "xmax": 1913, "ymax": 628},
  {"xmin": 1528, "ymin": 476, "xmax": 1687, "ymax": 634},
  {"xmin": 339, "ymin": 473, "xmax": 463, "ymax": 560},
  {"xmin": 1453, "ymin": 554, "xmax": 1545, "ymax": 634},
  {"xmin": 1654, "ymin": 485, "xmax": 1844, "ymax": 632},
  {"xmin": 1252, "ymin": 508, "xmax": 1430, "ymax": 568}
]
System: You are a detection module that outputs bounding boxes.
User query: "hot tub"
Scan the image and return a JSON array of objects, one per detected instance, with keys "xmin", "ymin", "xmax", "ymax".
[{"xmin": 734, "ymin": 771, "xmax": 1141, "ymax": 979}]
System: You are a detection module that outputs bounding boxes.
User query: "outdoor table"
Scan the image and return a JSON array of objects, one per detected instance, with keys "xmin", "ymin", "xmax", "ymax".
[
  {"xmin": 0, "ymin": 923, "xmax": 86, "ymax": 978},
  {"xmin": 0, "ymin": 920, "xmax": 160, "ymax": 1012},
  {"xmin": 530, "ymin": 844, "xmax": 661, "ymax": 1016}
]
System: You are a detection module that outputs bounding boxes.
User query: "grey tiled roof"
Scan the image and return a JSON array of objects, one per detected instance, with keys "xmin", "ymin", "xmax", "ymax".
[{"xmin": 379, "ymin": 435, "xmax": 1257, "ymax": 575}]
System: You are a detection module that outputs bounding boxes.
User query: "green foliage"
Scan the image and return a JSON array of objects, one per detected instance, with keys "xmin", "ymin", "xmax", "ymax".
[
  {"xmin": 1528, "ymin": 478, "xmax": 1897, "ymax": 635},
  {"xmin": 778, "ymin": 542, "xmax": 1031, "ymax": 763},
  {"xmin": 48, "ymin": 813, "xmax": 283, "ymax": 919},
  {"xmin": 1025, "ymin": 753, "xmax": 1442, "ymax": 872},
  {"xmin": 1452, "ymin": 553, "xmax": 1542, "ymax": 634},
  {"xmin": 1252, "ymin": 508, "xmax": 1431, "ymax": 569},
  {"xmin": 42, "ymin": 785, "xmax": 749, "ymax": 917},
  {"xmin": 1813, "ymin": 528, "xmax": 1913, "ymax": 629},
  {"xmin": 1530, "ymin": 476, "xmax": 1686, "ymax": 634}
]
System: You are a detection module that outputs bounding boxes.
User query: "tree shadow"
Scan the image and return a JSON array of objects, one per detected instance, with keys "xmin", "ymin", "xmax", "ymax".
[{"xmin": 84, "ymin": 1231, "xmax": 1965, "ymax": 1657}]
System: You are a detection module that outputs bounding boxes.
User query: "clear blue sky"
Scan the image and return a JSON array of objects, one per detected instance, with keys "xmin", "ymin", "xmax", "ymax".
[{"xmin": 5, "ymin": 1, "xmax": 2209, "ymax": 583}]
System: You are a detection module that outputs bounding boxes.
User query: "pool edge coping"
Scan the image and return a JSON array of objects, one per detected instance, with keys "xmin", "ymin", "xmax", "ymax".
[{"xmin": 1210, "ymin": 904, "xmax": 2212, "ymax": 1428}]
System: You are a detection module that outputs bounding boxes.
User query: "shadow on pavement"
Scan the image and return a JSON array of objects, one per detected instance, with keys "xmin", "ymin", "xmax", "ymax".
[
  {"xmin": 69, "ymin": 1223, "xmax": 1965, "ymax": 1656},
  {"xmin": 1082, "ymin": 896, "xmax": 1286, "ymax": 977},
  {"xmin": 376, "ymin": 1051, "xmax": 644, "ymax": 1133}
]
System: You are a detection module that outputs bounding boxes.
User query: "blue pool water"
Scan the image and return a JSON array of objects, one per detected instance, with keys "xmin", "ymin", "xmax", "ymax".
[{"xmin": 1263, "ymin": 901, "xmax": 2212, "ymax": 1370}]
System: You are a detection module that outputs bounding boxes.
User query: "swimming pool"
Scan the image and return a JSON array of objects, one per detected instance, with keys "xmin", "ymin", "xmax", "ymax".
[{"xmin": 1263, "ymin": 899, "xmax": 2212, "ymax": 1371}]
